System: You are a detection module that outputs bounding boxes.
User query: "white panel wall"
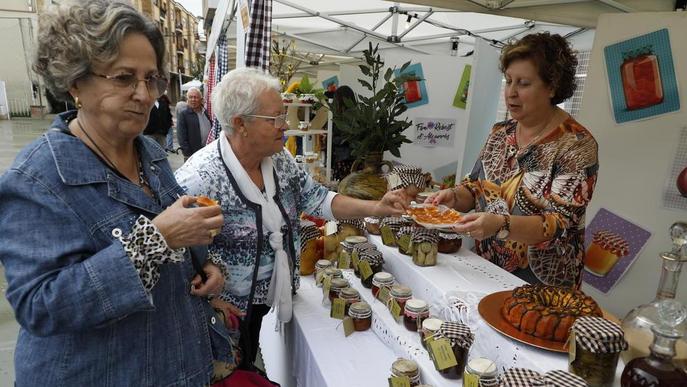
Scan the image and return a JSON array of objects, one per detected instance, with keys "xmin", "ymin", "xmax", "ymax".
[{"xmin": 577, "ymin": 12, "xmax": 687, "ymax": 317}]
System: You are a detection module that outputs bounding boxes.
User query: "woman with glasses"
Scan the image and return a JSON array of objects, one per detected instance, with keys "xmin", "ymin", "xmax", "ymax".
[
  {"xmin": 0, "ymin": 1, "xmax": 235, "ymax": 385},
  {"xmin": 175, "ymin": 67, "xmax": 412, "ymax": 369}
]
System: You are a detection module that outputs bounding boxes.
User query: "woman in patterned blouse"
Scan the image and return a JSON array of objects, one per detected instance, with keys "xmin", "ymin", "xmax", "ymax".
[{"xmin": 428, "ymin": 32, "xmax": 598, "ymax": 288}]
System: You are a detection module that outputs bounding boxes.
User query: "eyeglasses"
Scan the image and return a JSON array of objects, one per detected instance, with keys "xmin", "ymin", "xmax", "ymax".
[
  {"xmin": 90, "ymin": 72, "xmax": 168, "ymax": 98},
  {"xmin": 244, "ymin": 114, "xmax": 289, "ymax": 129}
]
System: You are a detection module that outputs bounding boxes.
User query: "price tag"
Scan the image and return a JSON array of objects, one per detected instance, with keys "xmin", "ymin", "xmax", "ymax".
[
  {"xmin": 390, "ymin": 299, "xmax": 402, "ymax": 321},
  {"xmin": 388, "ymin": 376, "xmax": 411, "ymax": 387},
  {"xmin": 568, "ymin": 331, "xmax": 576, "ymax": 364},
  {"xmin": 330, "ymin": 298, "xmax": 346, "ymax": 320},
  {"xmin": 343, "ymin": 316, "xmax": 355, "ymax": 337},
  {"xmin": 463, "ymin": 371, "xmax": 479, "ymax": 387},
  {"xmin": 381, "ymin": 226, "xmax": 396, "ymax": 246},
  {"xmin": 386, "ymin": 172, "xmax": 402, "ymax": 190},
  {"xmin": 351, "ymin": 251, "xmax": 359, "ymax": 270},
  {"xmin": 315, "ymin": 270, "xmax": 325, "ymax": 286},
  {"xmin": 338, "ymin": 252, "xmax": 350, "ymax": 269},
  {"xmin": 397, "ymin": 234, "xmax": 411, "ymax": 252},
  {"xmin": 322, "ymin": 276, "xmax": 332, "ymax": 298},
  {"xmin": 429, "ymin": 338, "xmax": 458, "ymax": 370},
  {"xmin": 377, "ymin": 286, "xmax": 391, "ymax": 305},
  {"xmin": 358, "ymin": 260, "xmax": 373, "ymax": 280},
  {"xmin": 324, "ymin": 221, "xmax": 338, "ymax": 236}
]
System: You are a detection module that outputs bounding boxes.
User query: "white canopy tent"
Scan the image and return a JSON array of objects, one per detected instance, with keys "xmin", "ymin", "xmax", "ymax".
[{"xmin": 180, "ymin": 79, "xmax": 202, "ymax": 91}]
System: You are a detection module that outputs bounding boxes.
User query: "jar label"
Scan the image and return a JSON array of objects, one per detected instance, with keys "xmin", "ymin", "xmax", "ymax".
[
  {"xmin": 351, "ymin": 251, "xmax": 359, "ymax": 269},
  {"xmin": 388, "ymin": 376, "xmax": 411, "ymax": 387},
  {"xmin": 390, "ymin": 299, "xmax": 402, "ymax": 321},
  {"xmin": 429, "ymin": 337, "xmax": 458, "ymax": 370},
  {"xmin": 322, "ymin": 276, "xmax": 332, "ymax": 299},
  {"xmin": 381, "ymin": 226, "xmax": 396, "ymax": 245},
  {"xmin": 377, "ymin": 286, "xmax": 391, "ymax": 305},
  {"xmin": 397, "ymin": 234, "xmax": 411, "ymax": 252},
  {"xmin": 359, "ymin": 260, "xmax": 373, "ymax": 280},
  {"xmin": 343, "ymin": 316, "xmax": 355, "ymax": 337},
  {"xmin": 568, "ymin": 331, "xmax": 576, "ymax": 364},
  {"xmin": 330, "ymin": 298, "xmax": 346, "ymax": 320},
  {"xmin": 463, "ymin": 371, "xmax": 479, "ymax": 387},
  {"xmin": 338, "ymin": 252, "xmax": 350, "ymax": 269},
  {"xmin": 315, "ymin": 271, "xmax": 325, "ymax": 286}
]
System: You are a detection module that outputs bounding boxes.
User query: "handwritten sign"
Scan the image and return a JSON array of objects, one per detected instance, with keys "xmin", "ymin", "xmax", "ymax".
[{"xmin": 413, "ymin": 117, "xmax": 456, "ymax": 147}]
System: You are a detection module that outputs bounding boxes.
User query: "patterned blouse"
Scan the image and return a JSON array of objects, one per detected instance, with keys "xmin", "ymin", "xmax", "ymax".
[{"xmin": 462, "ymin": 116, "xmax": 598, "ymax": 288}]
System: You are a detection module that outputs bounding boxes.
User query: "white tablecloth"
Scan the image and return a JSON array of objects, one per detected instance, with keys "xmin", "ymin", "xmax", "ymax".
[{"xmin": 261, "ymin": 235, "xmax": 624, "ymax": 386}]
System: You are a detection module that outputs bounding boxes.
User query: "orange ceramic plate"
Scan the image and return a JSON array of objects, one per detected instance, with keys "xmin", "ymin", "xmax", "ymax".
[{"xmin": 196, "ymin": 196, "xmax": 219, "ymax": 207}]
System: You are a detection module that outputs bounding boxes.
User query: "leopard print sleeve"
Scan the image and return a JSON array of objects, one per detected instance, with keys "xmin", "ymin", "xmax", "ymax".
[{"xmin": 114, "ymin": 215, "xmax": 186, "ymax": 292}]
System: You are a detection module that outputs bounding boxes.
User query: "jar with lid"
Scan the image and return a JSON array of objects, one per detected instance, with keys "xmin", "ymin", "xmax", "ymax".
[
  {"xmin": 463, "ymin": 357, "xmax": 498, "ymax": 387},
  {"xmin": 351, "ymin": 242, "xmax": 377, "ymax": 278},
  {"xmin": 338, "ymin": 287, "xmax": 360, "ymax": 315},
  {"xmin": 390, "ymin": 285, "xmax": 413, "ymax": 312},
  {"xmin": 380, "ymin": 217, "xmax": 407, "ymax": 247},
  {"xmin": 348, "ymin": 301, "xmax": 372, "ymax": 331},
  {"xmin": 328, "ymin": 278, "xmax": 350, "ymax": 303},
  {"xmin": 438, "ymin": 231, "xmax": 462, "ymax": 254},
  {"xmin": 404, "ymin": 298, "xmax": 430, "ymax": 332},
  {"xmin": 338, "ymin": 218, "xmax": 365, "ymax": 237},
  {"xmin": 411, "ymin": 229, "xmax": 439, "ymax": 267},
  {"xmin": 397, "ymin": 226, "xmax": 418, "ymax": 256},
  {"xmin": 364, "ymin": 216, "xmax": 381, "ymax": 235},
  {"xmin": 339, "ymin": 236, "xmax": 368, "ymax": 267},
  {"xmin": 420, "ymin": 318, "xmax": 444, "ymax": 349},
  {"xmin": 359, "ymin": 250, "xmax": 384, "ymax": 288},
  {"xmin": 435, "ymin": 321, "xmax": 474, "ymax": 379},
  {"xmin": 391, "ymin": 358, "xmax": 421, "ymax": 386},
  {"xmin": 319, "ymin": 267, "xmax": 342, "ymax": 288},
  {"xmin": 299, "ymin": 220, "xmax": 322, "ymax": 275},
  {"xmin": 371, "ymin": 272, "xmax": 395, "ymax": 298},
  {"xmin": 569, "ymin": 316, "xmax": 627, "ymax": 386},
  {"xmin": 314, "ymin": 259, "xmax": 332, "ymax": 283}
]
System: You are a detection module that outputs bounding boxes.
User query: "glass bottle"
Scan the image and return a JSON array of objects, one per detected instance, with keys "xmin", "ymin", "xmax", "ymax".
[
  {"xmin": 621, "ymin": 299, "xmax": 687, "ymax": 386},
  {"xmin": 621, "ymin": 222, "xmax": 687, "ymax": 366}
]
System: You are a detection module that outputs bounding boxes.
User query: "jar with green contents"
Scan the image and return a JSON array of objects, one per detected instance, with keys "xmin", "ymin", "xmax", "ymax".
[
  {"xmin": 411, "ymin": 229, "xmax": 439, "ymax": 267},
  {"xmin": 435, "ymin": 321, "xmax": 474, "ymax": 379},
  {"xmin": 569, "ymin": 317, "xmax": 627, "ymax": 387},
  {"xmin": 359, "ymin": 250, "xmax": 384, "ymax": 288},
  {"xmin": 390, "ymin": 358, "xmax": 421, "ymax": 386},
  {"xmin": 379, "ymin": 217, "xmax": 408, "ymax": 247},
  {"xmin": 351, "ymin": 242, "xmax": 376, "ymax": 278},
  {"xmin": 397, "ymin": 226, "xmax": 418, "ymax": 256}
]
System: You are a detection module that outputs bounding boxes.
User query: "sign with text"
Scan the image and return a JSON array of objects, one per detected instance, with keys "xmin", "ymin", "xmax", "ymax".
[{"xmin": 413, "ymin": 118, "xmax": 456, "ymax": 147}]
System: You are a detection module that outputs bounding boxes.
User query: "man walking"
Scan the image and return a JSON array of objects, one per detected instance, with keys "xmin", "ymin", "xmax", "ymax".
[{"xmin": 177, "ymin": 87, "xmax": 211, "ymax": 160}]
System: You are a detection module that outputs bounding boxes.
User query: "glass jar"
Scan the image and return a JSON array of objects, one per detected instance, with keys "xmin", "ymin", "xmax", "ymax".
[
  {"xmin": 338, "ymin": 219, "xmax": 365, "ymax": 237},
  {"xmin": 411, "ymin": 229, "xmax": 439, "ymax": 267},
  {"xmin": 364, "ymin": 216, "xmax": 381, "ymax": 235},
  {"xmin": 435, "ymin": 321, "xmax": 473, "ymax": 379},
  {"xmin": 328, "ymin": 278, "xmax": 350, "ymax": 303},
  {"xmin": 397, "ymin": 226, "xmax": 418, "ymax": 256},
  {"xmin": 339, "ymin": 287, "xmax": 360, "ymax": 315},
  {"xmin": 404, "ymin": 299, "xmax": 430, "ymax": 332},
  {"xmin": 420, "ymin": 318, "xmax": 443, "ymax": 349},
  {"xmin": 351, "ymin": 242, "xmax": 377, "ymax": 278},
  {"xmin": 570, "ymin": 317, "xmax": 627, "ymax": 387},
  {"xmin": 320, "ymin": 267, "xmax": 342, "ymax": 288},
  {"xmin": 348, "ymin": 301, "xmax": 372, "ymax": 331},
  {"xmin": 314, "ymin": 259, "xmax": 332, "ymax": 283},
  {"xmin": 338, "ymin": 236, "xmax": 367, "ymax": 268},
  {"xmin": 380, "ymin": 217, "xmax": 408, "ymax": 247},
  {"xmin": 463, "ymin": 357, "xmax": 498, "ymax": 387},
  {"xmin": 391, "ymin": 358, "xmax": 421, "ymax": 386},
  {"xmin": 359, "ymin": 250, "xmax": 384, "ymax": 288},
  {"xmin": 438, "ymin": 231, "xmax": 462, "ymax": 254},
  {"xmin": 371, "ymin": 272, "xmax": 395, "ymax": 298},
  {"xmin": 299, "ymin": 220, "xmax": 322, "ymax": 275},
  {"xmin": 390, "ymin": 285, "xmax": 413, "ymax": 312}
]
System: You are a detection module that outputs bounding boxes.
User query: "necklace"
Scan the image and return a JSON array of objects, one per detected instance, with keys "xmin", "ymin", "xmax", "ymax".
[{"xmin": 516, "ymin": 110, "xmax": 557, "ymax": 149}]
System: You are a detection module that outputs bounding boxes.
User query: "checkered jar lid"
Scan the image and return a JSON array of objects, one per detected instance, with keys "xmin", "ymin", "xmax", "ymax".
[
  {"xmin": 338, "ymin": 218, "xmax": 365, "ymax": 232},
  {"xmin": 381, "ymin": 216, "xmax": 410, "ymax": 232},
  {"xmin": 571, "ymin": 316, "xmax": 628, "ymax": 353},
  {"xmin": 352, "ymin": 242, "xmax": 377, "ymax": 254},
  {"xmin": 438, "ymin": 321, "xmax": 474, "ymax": 349},
  {"xmin": 398, "ymin": 226, "xmax": 419, "ymax": 237},
  {"xmin": 359, "ymin": 249, "xmax": 384, "ymax": 265},
  {"xmin": 299, "ymin": 220, "xmax": 321, "ymax": 247},
  {"xmin": 411, "ymin": 228, "xmax": 439, "ymax": 244},
  {"xmin": 500, "ymin": 368, "xmax": 586, "ymax": 387}
]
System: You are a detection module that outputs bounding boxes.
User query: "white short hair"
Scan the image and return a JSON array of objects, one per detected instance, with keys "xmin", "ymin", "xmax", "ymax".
[{"xmin": 211, "ymin": 67, "xmax": 281, "ymax": 135}]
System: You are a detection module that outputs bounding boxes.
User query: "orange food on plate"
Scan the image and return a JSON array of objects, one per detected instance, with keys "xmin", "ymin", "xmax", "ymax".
[
  {"xmin": 406, "ymin": 205, "xmax": 462, "ymax": 225},
  {"xmin": 196, "ymin": 196, "xmax": 219, "ymax": 207}
]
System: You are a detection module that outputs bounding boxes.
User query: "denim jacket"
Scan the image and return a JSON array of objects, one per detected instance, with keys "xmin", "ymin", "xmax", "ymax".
[{"xmin": 0, "ymin": 112, "xmax": 233, "ymax": 386}]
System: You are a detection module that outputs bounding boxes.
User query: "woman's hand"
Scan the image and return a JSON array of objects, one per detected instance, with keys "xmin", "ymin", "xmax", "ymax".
[
  {"xmin": 190, "ymin": 261, "xmax": 224, "ymax": 297},
  {"xmin": 374, "ymin": 188, "xmax": 412, "ymax": 217},
  {"xmin": 210, "ymin": 298, "xmax": 245, "ymax": 331},
  {"xmin": 452, "ymin": 212, "xmax": 504, "ymax": 240},
  {"xmin": 425, "ymin": 188, "xmax": 457, "ymax": 208},
  {"xmin": 152, "ymin": 196, "xmax": 223, "ymax": 249}
]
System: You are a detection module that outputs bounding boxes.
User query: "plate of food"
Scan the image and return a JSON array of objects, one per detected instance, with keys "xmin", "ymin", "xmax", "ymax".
[
  {"xmin": 477, "ymin": 284, "xmax": 606, "ymax": 353},
  {"xmin": 405, "ymin": 203, "xmax": 463, "ymax": 229}
]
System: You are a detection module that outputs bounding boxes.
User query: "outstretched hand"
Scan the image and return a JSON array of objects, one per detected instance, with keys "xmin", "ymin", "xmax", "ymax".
[{"xmin": 375, "ymin": 188, "xmax": 412, "ymax": 217}]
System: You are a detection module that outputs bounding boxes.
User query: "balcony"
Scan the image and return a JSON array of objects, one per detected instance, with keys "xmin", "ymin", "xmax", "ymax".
[
  {"xmin": 175, "ymin": 22, "xmax": 183, "ymax": 32},
  {"xmin": 178, "ymin": 66, "xmax": 185, "ymax": 75}
]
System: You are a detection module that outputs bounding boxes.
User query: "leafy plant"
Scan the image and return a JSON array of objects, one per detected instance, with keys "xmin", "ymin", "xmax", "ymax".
[{"xmin": 333, "ymin": 43, "xmax": 415, "ymax": 159}]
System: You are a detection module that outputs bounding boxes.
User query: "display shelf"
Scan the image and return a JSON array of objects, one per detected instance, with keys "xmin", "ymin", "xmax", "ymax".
[{"xmin": 284, "ymin": 101, "xmax": 332, "ymax": 181}]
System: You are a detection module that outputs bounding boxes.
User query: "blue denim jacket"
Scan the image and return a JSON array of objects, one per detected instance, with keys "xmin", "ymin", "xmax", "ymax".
[{"xmin": 0, "ymin": 112, "xmax": 233, "ymax": 386}]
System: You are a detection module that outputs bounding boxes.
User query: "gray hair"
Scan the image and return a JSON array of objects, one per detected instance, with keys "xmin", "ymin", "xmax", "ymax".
[
  {"xmin": 211, "ymin": 67, "xmax": 281, "ymax": 135},
  {"xmin": 33, "ymin": 0, "xmax": 166, "ymax": 101},
  {"xmin": 186, "ymin": 87, "xmax": 202, "ymax": 97}
]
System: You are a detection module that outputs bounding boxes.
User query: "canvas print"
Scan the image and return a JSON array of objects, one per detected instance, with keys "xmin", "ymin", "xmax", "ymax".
[
  {"xmin": 395, "ymin": 62, "xmax": 429, "ymax": 109},
  {"xmin": 453, "ymin": 64, "xmax": 471, "ymax": 109},
  {"xmin": 582, "ymin": 208, "xmax": 651, "ymax": 293},
  {"xmin": 604, "ymin": 28, "xmax": 680, "ymax": 124},
  {"xmin": 321, "ymin": 75, "xmax": 338, "ymax": 93}
]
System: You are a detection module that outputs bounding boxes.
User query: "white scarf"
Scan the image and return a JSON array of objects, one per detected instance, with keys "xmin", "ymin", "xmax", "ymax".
[{"xmin": 219, "ymin": 135, "xmax": 293, "ymax": 325}]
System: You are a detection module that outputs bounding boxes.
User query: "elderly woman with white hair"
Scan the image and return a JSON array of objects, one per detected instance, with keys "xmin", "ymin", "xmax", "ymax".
[{"xmin": 175, "ymin": 67, "xmax": 410, "ymax": 367}]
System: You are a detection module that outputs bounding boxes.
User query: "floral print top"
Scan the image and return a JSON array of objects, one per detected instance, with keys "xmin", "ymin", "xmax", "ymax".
[{"xmin": 461, "ymin": 116, "xmax": 598, "ymax": 288}]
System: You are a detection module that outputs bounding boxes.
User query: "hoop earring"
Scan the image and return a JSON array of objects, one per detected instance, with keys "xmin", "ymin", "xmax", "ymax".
[{"xmin": 74, "ymin": 97, "xmax": 82, "ymax": 109}]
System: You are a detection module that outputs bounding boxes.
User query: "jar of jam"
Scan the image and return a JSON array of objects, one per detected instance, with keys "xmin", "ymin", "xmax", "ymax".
[
  {"xmin": 380, "ymin": 217, "xmax": 407, "ymax": 247},
  {"xmin": 435, "ymin": 321, "xmax": 474, "ymax": 379},
  {"xmin": 371, "ymin": 272, "xmax": 395, "ymax": 298},
  {"xmin": 364, "ymin": 216, "xmax": 381, "ymax": 235},
  {"xmin": 397, "ymin": 226, "xmax": 418, "ymax": 256},
  {"xmin": 463, "ymin": 357, "xmax": 498, "ymax": 387},
  {"xmin": 411, "ymin": 228, "xmax": 439, "ymax": 267},
  {"xmin": 338, "ymin": 287, "xmax": 360, "ymax": 315},
  {"xmin": 359, "ymin": 250, "xmax": 384, "ymax": 288},
  {"xmin": 328, "ymin": 278, "xmax": 350, "ymax": 303},
  {"xmin": 438, "ymin": 231, "xmax": 462, "ymax": 254},
  {"xmin": 390, "ymin": 358, "xmax": 421, "ymax": 386},
  {"xmin": 403, "ymin": 299, "xmax": 430, "ymax": 332},
  {"xmin": 620, "ymin": 46, "xmax": 663, "ymax": 111},
  {"xmin": 320, "ymin": 267, "xmax": 343, "ymax": 287},
  {"xmin": 314, "ymin": 259, "xmax": 332, "ymax": 284},
  {"xmin": 299, "ymin": 220, "xmax": 322, "ymax": 275},
  {"xmin": 348, "ymin": 301, "xmax": 372, "ymax": 331},
  {"xmin": 338, "ymin": 218, "xmax": 365, "ymax": 236},
  {"xmin": 390, "ymin": 285, "xmax": 413, "ymax": 311},
  {"xmin": 420, "ymin": 317, "xmax": 444, "ymax": 349},
  {"xmin": 351, "ymin": 242, "xmax": 377, "ymax": 278},
  {"xmin": 569, "ymin": 317, "xmax": 627, "ymax": 387}
]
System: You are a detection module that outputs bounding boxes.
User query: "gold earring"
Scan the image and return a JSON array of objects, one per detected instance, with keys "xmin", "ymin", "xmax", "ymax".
[
  {"xmin": 74, "ymin": 97, "xmax": 82, "ymax": 109},
  {"xmin": 241, "ymin": 130, "xmax": 248, "ymax": 137}
]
